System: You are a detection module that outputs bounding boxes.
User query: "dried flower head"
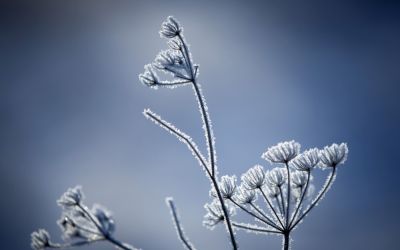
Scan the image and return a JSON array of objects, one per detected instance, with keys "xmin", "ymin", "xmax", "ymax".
[
  {"xmin": 219, "ymin": 175, "xmax": 237, "ymax": 199},
  {"xmin": 160, "ymin": 16, "xmax": 181, "ymax": 38},
  {"xmin": 319, "ymin": 143, "xmax": 348, "ymax": 168},
  {"xmin": 291, "ymin": 148, "xmax": 320, "ymax": 171},
  {"xmin": 167, "ymin": 38, "xmax": 182, "ymax": 50},
  {"xmin": 203, "ymin": 200, "xmax": 235, "ymax": 229},
  {"xmin": 57, "ymin": 186, "xmax": 84, "ymax": 208},
  {"xmin": 92, "ymin": 204, "xmax": 115, "ymax": 235},
  {"xmin": 235, "ymin": 185, "xmax": 257, "ymax": 204},
  {"xmin": 262, "ymin": 140, "xmax": 301, "ymax": 163},
  {"xmin": 265, "ymin": 167, "xmax": 286, "ymax": 187},
  {"xmin": 139, "ymin": 64, "xmax": 159, "ymax": 88},
  {"xmin": 264, "ymin": 185, "xmax": 280, "ymax": 199},
  {"xmin": 31, "ymin": 229, "xmax": 51, "ymax": 250},
  {"xmin": 291, "ymin": 171, "xmax": 309, "ymax": 188},
  {"xmin": 241, "ymin": 165, "xmax": 266, "ymax": 189}
]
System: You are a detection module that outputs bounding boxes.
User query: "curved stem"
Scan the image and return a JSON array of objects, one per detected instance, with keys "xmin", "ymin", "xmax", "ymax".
[
  {"xmin": 177, "ymin": 34, "xmax": 216, "ymax": 177},
  {"xmin": 290, "ymin": 167, "xmax": 337, "ymax": 231},
  {"xmin": 259, "ymin": 188, "xmax": 285, "ymax": 229},
  {"xmin": 250, "ymin": 203, "xmax": 282, "ymax": 231},
  {"xmin": 289, "ymin": 170, "xmax": 310, "ymax": 228},
  {"xmin": 76, "ymin": 204, "xmax": 136, "ymax": 250},
  {"xmin": 284, "ymin": 162, "xmax": 291, "ymax": 229},
  {"xmin": 278, "ymin": 186, "xmax": 285, "ymax": 218},
  {"xmin": 166, "ymin": 198, "xmax": 195, "ymax": 250},
  {"xmin": 48, "ymin": 238, "xmax": 104, "ymax": 249},
  {"xmin": 177, "ymin": 33, "xmax": 237, "ymax": 249},
  {"xmin": 230, "ymin": 199, "xmax": 283, "ymax": 232},
  {"xmin": 144, "ymin": 109, "xmax": 211, "ymax": 176},
  {"xmin": 232, "ymin": 222, "xmax": 282, "ymax": 234}
]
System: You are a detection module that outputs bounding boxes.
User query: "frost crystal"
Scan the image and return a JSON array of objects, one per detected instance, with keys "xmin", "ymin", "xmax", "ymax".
[
  {"xmin": 319, "ymin": 143, "xmax": 348, "ymax": 168},
  {"xmin": 160, "ymin": 16, "xmax": 181, "ymax": 38},
  {"xmin": 265, "ymin": 167, "xmax": 286, "ymax": 187},
  {"xmin": 291, "ymin": 148, "xmax": 319, "ymax": 171},
  {"xmin": 262, "ymin": 140, "xmax": 301, "ymax": 163},
  {"xmin": 219, "ymin": 175, "xmax": 237, "ymax": 199},
  {"xmin": 31, "ymin": 229, "xmax": 51, "ymax": 250},
  {"xmin": 57, "ymin": 186, "xmax": 84, "ymax": 208},
  {"xmin": 241, "ymin": 165, "xmax": 266, "ymax": 190}
]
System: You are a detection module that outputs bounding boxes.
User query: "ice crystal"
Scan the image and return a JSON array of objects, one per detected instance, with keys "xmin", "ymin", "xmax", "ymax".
[{"xmin": 262, "ymin": 141, "xmax": 301, "ymax": 163}]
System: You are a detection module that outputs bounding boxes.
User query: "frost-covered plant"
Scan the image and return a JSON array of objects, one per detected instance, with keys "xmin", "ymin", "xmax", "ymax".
[
  {"xmin": 32, "ymin": 16, "xmax": 350, "ymax": 250},
  {"xmin": 139, "ymin": 16, "xmax": 350, "ymax": 250},
  {"xmin": 31, "ymin": 186, "xmax": 138, "ymax": 250}
]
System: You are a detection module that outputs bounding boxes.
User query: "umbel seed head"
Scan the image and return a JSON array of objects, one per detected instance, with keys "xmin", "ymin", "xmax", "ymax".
[
  {"xmin": 160, "ymin": 16, "xmax": 182, "ymax": 38},
  {"xmin": 319, "ymin": 143, "xmax": 348, "ymax": 168},
  {"xmin": 262, "ymin": 140, "xmax": 301, "ymax": 163},
  {"xmin": 241, "ymin": 165, "xmax": 266, "ymax": 190}
]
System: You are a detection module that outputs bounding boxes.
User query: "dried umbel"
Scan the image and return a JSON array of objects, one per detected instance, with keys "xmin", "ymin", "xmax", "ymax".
[
  {"xmin": 32, "ymin": 186, "xmax": 138, "ymax": 250},
  {"xmin": 142, "ymin": 16, "xmax": 350, "ymax": 250},
  {"xmin": 33, "ymin": 15, "xmax": 350, "ymax": 250}
]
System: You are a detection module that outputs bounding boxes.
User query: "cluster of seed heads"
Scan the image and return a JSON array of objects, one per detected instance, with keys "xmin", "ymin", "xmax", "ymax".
[{"xmin": 31, "ymin": 16, "xmax": 349, "ymax": 250}]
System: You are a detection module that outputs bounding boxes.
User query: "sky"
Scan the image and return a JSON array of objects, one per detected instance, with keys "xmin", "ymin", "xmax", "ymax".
[{"xmin": 1, "ymin": 0, "xmax": 400, "ymax": 249}]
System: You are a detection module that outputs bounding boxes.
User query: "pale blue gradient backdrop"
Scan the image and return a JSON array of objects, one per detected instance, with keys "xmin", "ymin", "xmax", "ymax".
[{"xmin": 1, "ymin": 1, "xmax": 399, "ymax": 249}]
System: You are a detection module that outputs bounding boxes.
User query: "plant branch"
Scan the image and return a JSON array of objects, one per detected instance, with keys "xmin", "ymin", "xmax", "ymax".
[
  {"xmin": 284, "ymin": 162, "xmax": 291, "ymax": 229},
  {"xmin": 230, "ymin": 198, "xmax": 283, "ymax": 232},
  {"xmin": 143, "ymin": 109, "xmax": 211, "ymax": 176},
  {"xmin": 166, "ymin": 197, "xmax": 196, "ymax": 250},
  {"xmin": 289, "ymin": 170, "xmax": 311, "ymax": 228},
  {"xmin": 232, "ymin": 222, "xmax": 282, "ymax": 235},
  {"xmin": 290, "ymin": 167, "xmax": 337, "ymax": 231},
  {"xmin": 258, "ymin": 188, "xmax": 285, "ymax": 229},
  {"xmin": 249, "ymin": 203, "xmax": 283, "ymax": 231}
]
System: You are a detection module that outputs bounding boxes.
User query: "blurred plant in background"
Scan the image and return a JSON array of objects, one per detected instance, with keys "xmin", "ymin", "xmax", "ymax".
[{"xmin": 31, "ymin": 16, "xmax": 349, "ymax": 250}]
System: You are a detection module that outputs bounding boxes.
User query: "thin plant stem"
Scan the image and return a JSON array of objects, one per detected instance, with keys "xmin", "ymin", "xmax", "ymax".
[
  {"xmin": 76, "ymin": 204, "xmax": 135, "ymax": 250},
  {"xmin": 290, "ymin": 167, "xmax": 337, "ymax": 231},
  {"xmin": 275, "ymin": 196, "xmax": 284, "ymax": 217},
  {"xmin": 232, "ymin": 222, "xmax": 282, "ymax": 234},
  {"xmin": 48, "ymin": 238, "xmax": 104, "ymax": 249},
  {"xmin": 144, "ymin": 110, "xmax": 211, "ymax": 176},
  {"xmin": 278, "ymin": 186, "xmax": 286, "ymax": 218},
  {"xmin": 177, "ymin": 33, "xmax": 238, "ymax": 250},
  {"xmin": 284, "ymin": 162, "xmax": 291, "ymax": 229},
  {"xmin": 166, "ymin": 198, "xmax": 196, "ymax": 250},
  {"xmin": 283, "ymin": 233, "xmax": 290, "ymax": 250},
  {"xmin": 230, "ymin": 199, "xmax": 283, "ymax": 232},
  {"xmin": 177, "ymin": 34, "xmax": 216, "ymax": 176},
  {"xmin": 289, "ymin": 170, "xmax": 311, "ymax": 228},
  {"xmin": 259, "ymin": 188, "xmax": 285, "ymax": 229},
  {"xmin": 249, "ymin": 203, "xmax": 282, "ymax": 231}
]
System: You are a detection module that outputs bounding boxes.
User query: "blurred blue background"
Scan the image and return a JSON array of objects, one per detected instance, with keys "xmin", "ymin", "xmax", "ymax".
[{"xmin": 1, "ymin": 0, "xmax": 399, "ymax": 249}]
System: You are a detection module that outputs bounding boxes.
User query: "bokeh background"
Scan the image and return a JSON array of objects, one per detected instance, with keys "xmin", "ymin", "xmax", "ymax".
[{"xmin": 1, "ymin": 0, "xmax": 399, "ymax": 249}]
